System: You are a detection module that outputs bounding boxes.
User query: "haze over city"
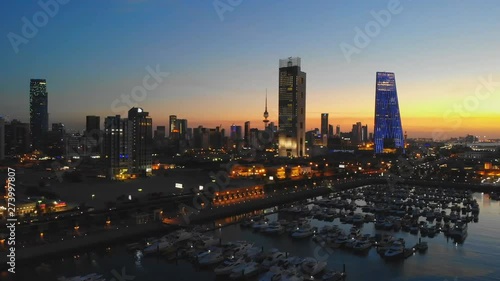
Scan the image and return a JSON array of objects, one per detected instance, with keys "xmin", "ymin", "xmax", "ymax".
[{"xmin": 1, "ymin": 0, "xmax": 500, "ymax": 138}]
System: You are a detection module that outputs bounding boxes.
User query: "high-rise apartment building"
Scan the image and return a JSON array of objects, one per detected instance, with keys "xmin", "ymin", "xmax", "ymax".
[
  {"xmin": 278, "ymin": 57, "xmax": 306, "ymax": 157},
  {"xmin": 176, "ymin": 119, "xmax": 187, "ymax": 140},
  {"xmin": 128, "ymin": 108, "xmax": 153, "ymax": 176},
  {"xmin": 321, "ymin": 113, "xmax": 328, "ymax": 137},
  {"xmin": 85, "ymin": 115, "xmax": 101, "ymax": 154},
  {"xmin": 4, "ymin": 120, "xmax": 30, "ymax": 155},
  {"xmin": 169, "ymin": 115, "xmax": 177, "ymax": 138},
  {"xmin": 154, "ymin": 126, "xmax": 166, "ymax": 140},
  {"xmin": 244, "ymin": 121, "xmax": 250, "ymax": 147},
  {"xmin": 29, "ymin": 79, "xmax": 48, "ymax": 150},
  {"xmin": 104, "ymin": 115, "xmax": 132, "ymax": 180}
]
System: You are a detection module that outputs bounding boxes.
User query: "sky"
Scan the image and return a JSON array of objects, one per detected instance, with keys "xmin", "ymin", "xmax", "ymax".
[{"xmin": 1, "ymin": 0, "xmax": 500, "ymax": 139}]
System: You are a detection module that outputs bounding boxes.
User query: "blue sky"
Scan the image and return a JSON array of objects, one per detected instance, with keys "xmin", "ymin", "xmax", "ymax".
[{"xmin": 1, "ymin": 0, "xmax": 500, "ymax": 138}]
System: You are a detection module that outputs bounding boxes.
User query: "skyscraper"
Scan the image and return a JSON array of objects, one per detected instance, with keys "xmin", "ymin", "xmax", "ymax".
[
  {"xmin": 230, "ymin": 125, "xmax": 242, "ymax": 141},
  {"xmin": 328, "ymin": 124, "xmax": 334, "ymax": 137},
  {"xmin": 169, "ymin": 115, "xmax": 177, "ymax": 138},
  {"xmin": 86, "ymin": 116, "xmax": 100, "ymax": 134},
  {"xmin": 4, "ymin": 120, "xmax": 30, "ymax": 155},
  {"xmin": 85, "ymin": 116, "xmax": 101, "ymax": 154},
  {"xmin": 278, "ymin": 57, "xmax": 306, "ymax": 157},
  {"xmin": 336, "ymin": 125, "xmax": 340, "ymax": 136},
  {"xmin": 52, "ymin": 123, "xmax": 65, "ymax": 135},
  {"xmin": 154, "ymin": 126, "xmax": 166, "ymax": 140},
  {"xmin": 351, "ymin": 122, "xmax": 362, "ymax": 144},
  {"xmin": 321, "ymin": 113, "xmax": 328, "ymax": 137},
  {"xmin": 374, "ymin": 72, "xmax": 405, "ymax": 154},
  {"xmin": 176, "ymin": 119, "xmax": 187, "ymax": 140},
  {"xmin": 128, "ymin": 108, "xmax": 153, "ymax": 176},
  {"xmin": 0, "ymin": 118, "xmax": 4, "ymax": 160},
  {"xmin": 244, "ymin": 121, "xmax": 250, "ymax": 147},
  {"xmin": 29, "ymin": 79, "xmax": 48, "ymax": 150},
  {"xmin": 104, "ymin": 115, "xmax": 132, "ymax": 180},
  {"xmin": 361, "ymin": 125, "xmax": 368, "ymax": 142}
]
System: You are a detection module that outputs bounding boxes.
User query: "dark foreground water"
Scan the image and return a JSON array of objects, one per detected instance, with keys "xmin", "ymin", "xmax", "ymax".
[{"xmin": 4, "ymin": 193, "xmax": 500, "ymax": 281}]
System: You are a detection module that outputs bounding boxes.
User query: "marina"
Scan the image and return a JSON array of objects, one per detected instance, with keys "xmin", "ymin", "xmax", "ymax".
[{"xmin": 7, "ymin": 186, "xmax": 500, "ymax": 281}]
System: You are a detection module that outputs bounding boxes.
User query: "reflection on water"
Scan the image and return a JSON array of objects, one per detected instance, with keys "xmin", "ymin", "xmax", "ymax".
[{"xmin": 5, "ymin": 193, "xmax": 500, "ymax": 281}]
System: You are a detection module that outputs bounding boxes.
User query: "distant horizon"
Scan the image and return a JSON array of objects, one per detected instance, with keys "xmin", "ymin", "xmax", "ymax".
[
  {"xmin": 1, "ymin": 105, "xmax": 497, "ymax": 141},
  {"xmin": 1, "ymin": 1, "xmax": 499, "ymax": 139}
]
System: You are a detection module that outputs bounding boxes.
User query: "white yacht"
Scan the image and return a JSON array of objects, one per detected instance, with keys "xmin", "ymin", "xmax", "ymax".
[
  {"xmin": 170, "ymin": 229, "xmax": 193, "ymax": 244},
  {"xmin": 198, "ymin": 251, "xmax": 224, "ymax": 266},
  {"xmin": 214, "ymin": 258, "xmax": 246, "ymax": 275},
  {"xmin": 261, "ymin": 251, "xmax": 286, "ymax": 268},
  {"xmin": 384, "ymin": 241, "xmax": 404, "ymax": 259},
  {"xmin": 252, "ymin": 220, "xmax": 269, "ymax": 231},
  {"xmin": 229, "ymin": 262, "xmax": 261, "ymax": 279},
  {"xmin": 259, "ymin": 266, "xmax": 284, "ymax": 281},
  {"xmin": 264, "ymin": 222, "xmax": 284, "ymax": 235},
  {"xmin": 143, "ymin": 238, "xmax": 173, "ymax": 254},
  {"xmin": 291, "ymin": 227, "xmax": 314, "ymax": 239},
  {"xmin": 192, "ymin": 234, "xmax": 219, "ymax": 248},
  {"xmin": 227, "ymin": 242, "xmax": 254, "ymax": 257},
  {"xmin": 449, "ymin": 221, "xmax": 468, "ymax": 240},
  {"xmin": 332, "ymin": 234, "xmax": 348, "ymax": 247},
  {"xmin": 301, "ymin": 257, "xmax": 327, "ymax": 276},
  {"xmin": 352, "ymin": 240, "xmax": 372, "ymax": 251}
]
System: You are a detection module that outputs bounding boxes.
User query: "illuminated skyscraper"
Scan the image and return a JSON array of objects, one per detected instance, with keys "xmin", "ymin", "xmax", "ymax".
[
  {"xmin": 169, "ymin": 115, "xmax": 177, "ymax": 138},
  {"xmin": 374, "ymin": 72, "xmax": 405, "ymax": 154},
  {"xmin": 104, "ymin": 115, "xmax": 132, "ymax": 180},
  {"xmin": 29, "ymin": 79, "xmax": 48, "ymax": 150},
  {"xmin": 278, "ymin": 57, "xmax": 306, "ymax": 157},
  {"xmin": 176, "ymin": 119, "xmax": 187, "ymax": 140},
  {"xmin": 128, "ymin": 107, "xmax": 153, "ymax": 176}
]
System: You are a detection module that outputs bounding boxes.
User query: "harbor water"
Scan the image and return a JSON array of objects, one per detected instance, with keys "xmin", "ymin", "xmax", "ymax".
[{"xmin": 4, "ymin": 192, "xmax": 500, "ymax": 281}]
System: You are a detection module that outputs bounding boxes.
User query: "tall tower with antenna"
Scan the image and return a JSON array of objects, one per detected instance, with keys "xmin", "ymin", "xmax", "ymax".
[{"xmin": 263, "ymin": 89, "xmax": 269, "ymax": 129}]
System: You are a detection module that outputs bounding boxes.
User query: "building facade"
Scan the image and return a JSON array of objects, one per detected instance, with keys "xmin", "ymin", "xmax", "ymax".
[
  {"xmin": 85, "ymin": 115, "xmax": 101, "ymax": 154},
  {"xmin": 321, "ymin": 113, "xmax": 328, "ymax": 137},
  {"xmin": 374, "ymin": 72, "xmax": 405, "ymax": 154},
  {"xmin": 278, "ymin": 57, "xmax": 306, "ymax": 157},
  {"xmin": 169, "ymin": 115, "xmax": 177, "ymax": 138},
  {"xmin": 128, "ymin": 108, "xmax": 153, "ymax": 176},
  {"xmin": 4, "ymin": 120, "xmax": 30, "ymax": 155},
  {"xmin": 29, "ymin": 79, "xmax": 49, "ymax": 150},
  {"xmin": 104, "ymin": 115, "xmax": 132, "ymax": 179}
]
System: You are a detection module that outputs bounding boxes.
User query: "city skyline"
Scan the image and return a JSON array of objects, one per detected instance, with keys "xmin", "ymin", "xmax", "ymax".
[{"xmin": 1, "ymin": 1, "xmax": 500, "ymax": 138}]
